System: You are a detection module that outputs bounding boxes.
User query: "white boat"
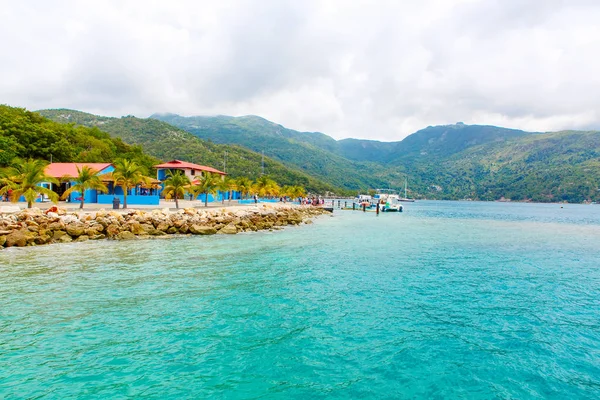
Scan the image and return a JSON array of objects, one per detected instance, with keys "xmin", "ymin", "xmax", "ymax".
[
  {"xmin": 353, "ymin": 194, "xmax": 373, "ymax": 208},
  {"xmin": 372, "ymin": 189, "xmax": 404, "ymax": 212}
]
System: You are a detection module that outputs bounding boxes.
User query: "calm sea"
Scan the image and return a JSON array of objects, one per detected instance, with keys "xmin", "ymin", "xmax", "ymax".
[{"xmin": 1, "ymin": 201, "xmax": 600, "ymax": 399}]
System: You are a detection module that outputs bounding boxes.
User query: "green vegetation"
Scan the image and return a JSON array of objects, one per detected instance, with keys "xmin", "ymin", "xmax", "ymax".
[
  {"xmin": 38, "ymin": 109, "xmax": 339, "ymax": 194},
  {"xmin": 162, "ymin": 170, "xmax": 190, "ymax": 209},
  {"xmin": 193, "ymin": 172, "xmax": 221, "ymax": 207},
  {"xmin": 151, "ymin": 113, "xmax": 387, "ymax": 191},
  {"xmin": 0, "ymin": 105, "xmax": 158, "ymax": 172},
  {"xmin": 151, "ymin": 114, "xmax": 600, "ymax": 203},
  {"xmin": 112, "ymin": 159, "xmax": 147, "ymax": 209},
  {"xmin": 0, "ymin": 158, "xmax": 59, "ymax": 208},
  {"xmin": 5, "ymin": 105, "xmax": 598, "ymax": 203},
  {"xmin": 60, "ymin": 165, "xmax": 109, "ymax": 209}
]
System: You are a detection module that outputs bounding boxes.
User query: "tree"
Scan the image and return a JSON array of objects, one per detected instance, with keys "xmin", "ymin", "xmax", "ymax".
[
  {"xmin": 0, "ymin": 158, "xmax": 59, "ymax": 208},
  {"xmin": 60, "ymin": 166, "xmax": 108, "ymax": 209},
  {"xmin": 162, "ymin": 170, "xmax": 190, "ymax": 209},
  {"xmin": 284, "ymin": 185, "xmax": 306, "ymax": 200},
  {"xmin": 197, "ymin": 172, "xmax": 221, "ymax": 207},
  {"xmin": 235, "ymin": 177, "xmax": 253, "ymax": 199},
  {"xmin": 112, "ymin": 159, "xmax": 147, "ymax": 209},
  {"xmin": 254, "ymin": 176, "xmax": 279, "ymax": 197},
  {"xmin": 218, "ymin": 176, "xmax": 237, "ymax": 204}
]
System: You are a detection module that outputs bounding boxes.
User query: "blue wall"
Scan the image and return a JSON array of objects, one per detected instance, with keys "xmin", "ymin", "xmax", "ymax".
[{"xmin": 98, "ymin": 194, "xmax": 159, "ymax": 206}]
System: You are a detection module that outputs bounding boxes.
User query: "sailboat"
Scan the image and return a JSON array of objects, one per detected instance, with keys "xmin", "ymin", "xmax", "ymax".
[{"xmin": 399, "ymin": 177, "xmax": 415, "ymax": 202}]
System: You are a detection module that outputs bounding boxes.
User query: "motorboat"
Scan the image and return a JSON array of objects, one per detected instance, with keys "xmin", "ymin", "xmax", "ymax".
[
  {"xmin": 354, "ymin": 194, "xmax": 373, "ymax": 208},
  {"xmin": 372, "ymin": 189, "xmax": 404, "ymax": 212}
]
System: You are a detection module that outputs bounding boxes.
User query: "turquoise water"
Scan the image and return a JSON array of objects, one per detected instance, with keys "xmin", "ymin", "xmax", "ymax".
[{"xmin": 1, "ymin": 201, "xmax": 600, "ymax": 399}]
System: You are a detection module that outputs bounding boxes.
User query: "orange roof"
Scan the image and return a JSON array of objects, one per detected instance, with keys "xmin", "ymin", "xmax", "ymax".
[
  {"xmin": 45, "ymin": 163, "xmax": 112, "ymax": 178},
  {"xmin": 154, "ymin": 159, "xmax": 226, "ymax": 175}
]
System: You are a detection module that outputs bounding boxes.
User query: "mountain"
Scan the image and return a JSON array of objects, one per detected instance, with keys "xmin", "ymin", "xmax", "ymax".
[
  {"xmin": 151, "ymin": 113, "xmax": 600, "ymax": 203},
  {"xmin": 150, "ymin": 113, "xmax": 388, "ymax": 191},
  {"xmin": 36, "ymin": 109, "xmax": 339, "ymax": 193}
]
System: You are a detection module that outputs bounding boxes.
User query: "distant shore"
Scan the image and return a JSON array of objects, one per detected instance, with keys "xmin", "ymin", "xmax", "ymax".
[{"xmin": 0, "ymin": 202, "xmax": 330, "ymax": 249}]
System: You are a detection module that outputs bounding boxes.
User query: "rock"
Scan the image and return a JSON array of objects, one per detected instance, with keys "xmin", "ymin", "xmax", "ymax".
[
  {"xmin": 5, "ymin": 229, "xmax": 33, "ymax": 247},
  {"xmin": 117, "ymin": 231, "xmax": 136, "ymax": 240},
  {"xmin": 178, "ymin": 224, "xmax": 190, "ymax": 234},
  {"xmin": 218, "ymin": 223, "xmax": 238, "ymax": 235},
  {"xmin": 48, "ymin": 221, "xmax": 64, "ymax": 231},
  {"xmin": 60, "ymin": 215, "xmax": 79, "ymax": 224},
  {"xmin": 140, "ymin": 223, "xmax": 154, "ymax": 232},
  {"xmin": 189, "ymin": 225, "xmax": 217, "ymax": 235},
  {"xmin": 58, "ymin": 234, "xmax": 73, "ymax": 243},
  {"xmin": 46, "ymin": 212, "xmax": 59, "ymax": 219},
  {"xmin": 105, "ymin": 224, "xmax": 121, "ymax": 238},
  {"xmin": 0, "ymin": 235, "xmax": 6, "ymax": 247},
  {"xmin": 34, "ymin": 235, "xmax": 51, "ymax": 245},
  {"xmin": 84, "ymin": 227, "xmax": 99, "ymax": 237},
  {"xmin": 156, "ymin": 222, "xmax": 170, "ymax": 232},
  {"xmin": 166, "ymin": 227, "xmax": 178, "ymax": 234},
  {"xmin": 74, "ymin": 235, "xmax": 89, "ymax": 242},
  {"xmin": 148, "ymin": 229, "xmax": 166, "ymax": 236},
  {"xmin": 66, "ymin": 223, "xmax": 85, "ymax": 237},
  {"xmin": 53, "ymin": 230, "xmax": 67, "ymax": 240}
]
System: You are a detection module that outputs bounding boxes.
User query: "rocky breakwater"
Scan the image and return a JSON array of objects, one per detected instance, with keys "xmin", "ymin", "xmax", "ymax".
[{"xmin": 0, "ymin": 205, "xmax": 329, "ymax": 249}]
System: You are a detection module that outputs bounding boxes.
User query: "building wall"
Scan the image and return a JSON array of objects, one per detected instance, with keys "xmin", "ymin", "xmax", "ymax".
[
  {"xmin": 97, "ymin": 194, "xmax": 159, "ymax": 205},
  {"xmin": 157, "ymin": 168, "xmax": 203, "ymax": 181}
]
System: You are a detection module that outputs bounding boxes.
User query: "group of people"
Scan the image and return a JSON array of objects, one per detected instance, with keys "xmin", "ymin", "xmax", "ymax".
[
  {"xmin": 2, "ymin": 189, "xmax": 12, "ymax": 202},
  {"xmin": 300, "ymin": 197, "xmax": 324, "ymax": 206}
]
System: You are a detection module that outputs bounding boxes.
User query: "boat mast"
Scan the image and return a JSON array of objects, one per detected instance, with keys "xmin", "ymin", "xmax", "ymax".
[{"xmin": 404, "ymin": 177, "xmax": 408, "ymax": 198}]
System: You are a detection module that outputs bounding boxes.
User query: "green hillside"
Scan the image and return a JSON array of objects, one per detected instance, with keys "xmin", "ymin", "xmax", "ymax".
[
  {"xmin": 37, "ymin": 109, "xmax": 338, "ymax": 193},
  {"xmin": 0, "ymin": 105, "xmax": 158, "ymax": 172},
  {"xmin": 151, "ymin": 113, "xmax": 387, "ymax": 191},
  {"xmin": 151, "ymin": 113, "xmax": 600, "ymax": 203}
]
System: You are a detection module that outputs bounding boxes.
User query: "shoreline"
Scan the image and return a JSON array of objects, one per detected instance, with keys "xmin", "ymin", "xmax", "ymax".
[{"xmin": 0, "ymin": 203, "xmax": 331, "ymax": 249}]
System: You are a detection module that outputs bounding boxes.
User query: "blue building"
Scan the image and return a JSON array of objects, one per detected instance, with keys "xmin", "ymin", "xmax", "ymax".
[
  {"xmin": 154, "ymin": 159, "xmax": 240, "ymax": 202},
  {"xmin": 43, "ymin": 163, "xmax": 161, "ymax": 205}
]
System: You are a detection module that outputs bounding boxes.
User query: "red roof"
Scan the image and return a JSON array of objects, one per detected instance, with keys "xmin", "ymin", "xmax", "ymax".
[
  {"xmin": 45, "ymin": 163, "xmax": 112, "ymax": 178},
  {"xmin": 154, "ymin": 159, "xmax": 226, "ymax": 175}
]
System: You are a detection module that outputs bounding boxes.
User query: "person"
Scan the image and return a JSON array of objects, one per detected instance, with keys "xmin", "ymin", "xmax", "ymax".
[{"xmin": 253, "ymin": 194, "xmax": 258, "ymax": 204}]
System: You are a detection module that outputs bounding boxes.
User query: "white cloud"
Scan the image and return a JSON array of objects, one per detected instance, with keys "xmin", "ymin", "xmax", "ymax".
[{"xmin": 1, "ymin": 0, "xmax": 600, "ymax": 140}]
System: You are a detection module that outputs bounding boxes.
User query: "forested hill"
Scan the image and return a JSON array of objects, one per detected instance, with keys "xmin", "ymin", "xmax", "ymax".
[
  {"xmin": 150, "ymin": 113, "xmax": 387, "ymax": 191},
  {"xmin": 0, "ymin": 105, "xmax": 158, "ymax": 172},
  {"xmin": 153, "ymin": 113, "xmax": 600, "ymax": 203},
  {"xmin": 36, "ymin": 108, "xmax": 338, "ymax": 193}
]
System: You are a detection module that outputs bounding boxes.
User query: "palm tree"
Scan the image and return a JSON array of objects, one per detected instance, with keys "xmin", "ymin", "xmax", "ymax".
[
  {"xmin": 254, "ymin": 176, "xmax": 278, "ymax": 198},
  {"xmin": 236, "ymin": 177, "xmax": 253, "ymax": 199},
  {"xmin": 162, "ymin": 170, "xmax": 190, "ymax": 209},
  {"xmin": 218, "ymin": 176, "xmax": 237, "ymax": 204},
  {"xmin": 60, "ymin": 166, "xmax": 108, "ymax": 209},
  {"xmin": 289, "ymin": 185, "xmax": 306, "ymax": 199},
  {"xmin": 112, "ymin": 159, "xmax": 147, "ymax": 209},
  {"xmin": 197, "ymin": 172, "xmax": 221, "ymax": 207},
  {"xmin": 0, "ymin": 158, "xmax": 59, "ymax": 208}
]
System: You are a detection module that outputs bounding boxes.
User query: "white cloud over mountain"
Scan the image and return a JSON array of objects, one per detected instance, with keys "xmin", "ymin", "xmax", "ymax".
[{"xmin": 2, "ymin": 0, "xmax": 600, "ymax": 140}]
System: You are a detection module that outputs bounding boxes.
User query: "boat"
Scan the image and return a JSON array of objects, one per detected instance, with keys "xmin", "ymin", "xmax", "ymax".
[
  {"xmin": 398, "ymin": 177, "xmax": 415, "ymax": 202},
  {"xmin": 372, "ymin": 189, "xmax": 403, "ymax": 212},
  {"xmin": 353, "ymin": 194, "xmax": 373, "ymax": 208}
]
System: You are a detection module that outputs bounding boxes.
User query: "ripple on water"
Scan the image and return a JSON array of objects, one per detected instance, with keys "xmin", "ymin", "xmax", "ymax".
[{"xmin": 1, "ymin": 201, "xmax": 600, "ymax": 399}]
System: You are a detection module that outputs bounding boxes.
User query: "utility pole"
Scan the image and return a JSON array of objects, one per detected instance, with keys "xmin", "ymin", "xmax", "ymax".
[
  {"xmin": 261, "ymin": 150, "xmax": 264, "ymax": 176},
  {"xmin": 223, "ymin": 150, "xmax": 227, "ymax": 173}
]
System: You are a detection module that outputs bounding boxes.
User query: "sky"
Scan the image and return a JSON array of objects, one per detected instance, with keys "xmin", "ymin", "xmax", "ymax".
[{"xmin": 2, "ymin": 0, "xmax": 600, "ymax": 141}]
